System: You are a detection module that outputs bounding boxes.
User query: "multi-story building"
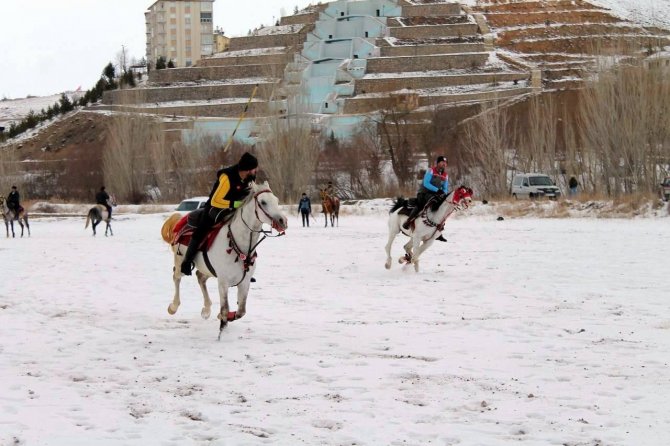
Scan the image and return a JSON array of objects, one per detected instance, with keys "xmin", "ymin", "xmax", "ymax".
[{"xmin": 145, "ymin": 0, "xmax": 215, "ymax": 68}]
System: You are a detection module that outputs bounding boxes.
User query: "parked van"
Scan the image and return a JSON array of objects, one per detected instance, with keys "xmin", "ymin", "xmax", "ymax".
[{"xmin": 511, "ymin": 173, "xmax": 561, "ymax": 200}]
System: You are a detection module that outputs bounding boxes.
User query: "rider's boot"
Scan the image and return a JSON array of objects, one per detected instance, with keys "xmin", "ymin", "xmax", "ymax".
[
  {"xmin": 435, "ymin": 234, "xmax": 447, "ymax": 242},
  {"xmin": 180, "ymin": 239, "xmax": 199, "ymax": 276},
  {"xmin": 402, "ymin": 206, "xmax": 421, "ymax": 230}
]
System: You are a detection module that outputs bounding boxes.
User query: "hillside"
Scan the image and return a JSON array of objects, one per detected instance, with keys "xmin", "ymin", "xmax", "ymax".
[{"xmin": 1, "ymin": 0, "xmax": 668, "ymax": 201}]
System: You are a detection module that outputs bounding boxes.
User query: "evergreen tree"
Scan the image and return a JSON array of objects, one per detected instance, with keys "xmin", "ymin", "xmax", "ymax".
[
  {"xmin": 46, "ymin": 105, "xmax": 54, "ymax": 120},
  {"xmin": 155, "ymin": 56, "xmax": 167, "ymax": 70},
  {"xmin": 103, "ymin": 62, "xmax": 116, "ymax": 82},
  {"xmin": 59, "ymin": 93, "xmax": 74, "ymax": 114},
  {"xmin": 52, "ymin": 102, "xmax": 61, "ymax": 115},
  {"xmin": 167, "ymin": 59, "xmax": 175, "ymax": 68}
]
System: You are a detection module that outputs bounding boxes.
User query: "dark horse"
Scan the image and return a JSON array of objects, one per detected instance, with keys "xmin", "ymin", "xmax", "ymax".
[
  {"xmin": 319, "ymin": 189, "xmax": 340, "ymax": 227},
  {"xmin": 0, "ymin": 195, "xmax": 30, "ymax": 238},
  {"xmin": 85, "ymin": 195, "xmax": 116, "ymax": 236}
]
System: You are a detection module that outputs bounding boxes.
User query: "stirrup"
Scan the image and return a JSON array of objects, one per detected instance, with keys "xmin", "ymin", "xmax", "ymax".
[
  {"xmin": 435, "ymin": 235, "xmax": 447, "ymax": 242},
  {"xmin": 180, "ymin": 261, "xmax": 194, "ymax": 276}
]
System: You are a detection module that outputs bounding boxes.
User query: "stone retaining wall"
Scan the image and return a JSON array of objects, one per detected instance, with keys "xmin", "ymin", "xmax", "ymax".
[
  {"xmin": 389, "ymin": 23, "xmax": 479, "ymax": 39},
  {"xmin": 280, "ymin": 12, "xmax": 320, "ymax": 26},
  {"xmin": 342, "ymin": 86, "xmax": 531, "ymax": 113},
  {"xmin": 354, "ymin": 72, "xmax": 529, "ymax": 94},
  {"xmin": 401, "ymin": 3, "xmax": 462, "ymax": 17},
  {"xmin": 102, "ymin": 82, "xmax": 276, "ymax": 105},
  {"xmin": 149, "ymin": 63, "xmax": 285, "ymax": 83},
  {"xmin": 101, "ymin": 102, "xmax": 266, "ymax": 118},
  {"xmin": 366, "ymin": 53, "xmax": 488, "ymax": 73},
  {"xmin": 380, "ymin": 42, "xmax": 486, "ymax": 56},
  {"xmin": 198, "ymin": 53, "xmax": 293, "ymax": 67},
  {"xmin": 228, "ymin": 29, "xmax": 310, "ymax": 51}
]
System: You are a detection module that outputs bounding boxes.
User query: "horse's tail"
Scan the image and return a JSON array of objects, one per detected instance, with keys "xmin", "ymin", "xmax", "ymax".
[
  {"xmin": 390, "ymin": 197, "xmax": 407, "ymax": 214},
  {"xmin": 85, "ymin": 210, "xmax": 92, "ymax": 229},
  {"xmin": 161, "ymin": 213, "xmax": 182, "ymax": 244}
]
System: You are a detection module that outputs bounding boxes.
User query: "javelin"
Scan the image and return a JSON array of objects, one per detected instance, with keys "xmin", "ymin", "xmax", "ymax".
[{"xmin": 223, "ymin": 83, "xmax": 259, "ymax": 153}]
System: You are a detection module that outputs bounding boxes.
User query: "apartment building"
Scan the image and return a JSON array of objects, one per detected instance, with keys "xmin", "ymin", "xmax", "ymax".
[{"xmin": 145, "ymin": 0, "xmax": 215, "ymax": 68}]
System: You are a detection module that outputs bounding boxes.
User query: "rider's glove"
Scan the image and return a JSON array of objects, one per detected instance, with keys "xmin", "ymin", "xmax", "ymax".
[{"xmin": 233, "ymin": 201, "xmax": 243, "ymax": 209}]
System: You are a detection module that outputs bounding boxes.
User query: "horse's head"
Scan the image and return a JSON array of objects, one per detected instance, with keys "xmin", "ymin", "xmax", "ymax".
[
  {"xmin": 109, "ymin": 194, "xmax": 118, "ymax": 207},
  {"xmin": 319, "ymin": 189, "xmax": 327, "ymax": 201},
  {"xmin": 247, "ymin": 181, "xmax": 288, "ymax": 233},
  {"xmin": 451, "ymin": 186, "xmax": 474, "ymax": 210}
]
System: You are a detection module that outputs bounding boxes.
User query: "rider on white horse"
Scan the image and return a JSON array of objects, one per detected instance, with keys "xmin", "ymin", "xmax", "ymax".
[
  {"xmin": 180, "ymin": 152, "xmax": 259, "ymax": 276},
  {"xmin": 403, "ymin": 156, "xmax": 449, "ymax": 242}
]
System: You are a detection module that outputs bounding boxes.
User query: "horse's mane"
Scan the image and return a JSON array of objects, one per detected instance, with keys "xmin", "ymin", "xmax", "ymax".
[
  {"xmin": 390, "ymin": 197, "xmax": 407, "ymax": 214},
  {"xmin": 429, "ymin": 190, "xmax": 454, "ymax": 212}
]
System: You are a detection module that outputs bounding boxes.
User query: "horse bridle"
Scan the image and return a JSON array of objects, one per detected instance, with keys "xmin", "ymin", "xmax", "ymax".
[
  {"xmin": 240, "ymin": 189, "xmax": 286, "ymax": 236},
  {"xmin": 218, "ymin": 189, "xmax": 285, "ymax": 287},
  {"xmin": 422, "ymin": 188, "xmax": 471, "ymax": 233}
]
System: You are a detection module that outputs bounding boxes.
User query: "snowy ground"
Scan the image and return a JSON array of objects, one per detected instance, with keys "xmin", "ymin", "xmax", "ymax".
[{"xmin": 1, "ymin": 207, "xmax": 669, "ymax": 445}]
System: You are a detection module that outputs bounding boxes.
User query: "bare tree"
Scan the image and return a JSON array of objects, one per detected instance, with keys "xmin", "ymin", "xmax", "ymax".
[
  {"xmin": 256, "ymin": 96, "xmax": 320, "ymax": 203},
  {"xmin": 578, "ymin": 61, "xmax": 670, "ymax": 196},
  {"xmin": 459, "ymin": 100, "xmax": 516, "ymax": 198},
  {"xmin": 103, "ymin": 113, "xmax": 161, "ymax": 203},
  {"xmin": 373, "ymin": 105, "xmax": 417, "ymax": 189}
]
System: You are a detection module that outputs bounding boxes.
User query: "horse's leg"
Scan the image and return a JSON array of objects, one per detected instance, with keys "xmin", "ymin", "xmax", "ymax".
[
  {"xmin": 196, "ymin": 270, "xmax": 212, "ymax": 319},
  {"xmin": 411, "ymin": 239, "xmax": 435, "ymax": 273},
  {"xmin": 106, "ymin": 220, "xmax": 113, "ymax": 237},
  {"xmin": 168, "ymin": 252, "xmax": 182, "ymax": 315},
  {"xmin": 324, "ymin": 212, "xmax": 328, "ymax": 227},
  {"xmin": 18, "ymin": 220, "xmax": 24, "ymax": 237},
  {"xmin": 23, "ymin": 216, "xmax": 30, "ymax": 237},
  {"xmin": 4, "ymin": 219, "xmax": 9, "ymax": 238},
  {"xmin": 385, "ymin": 217, "xmax": 400, "ymax": 269},
  {"xmin": 91, "ymin": 220, "xmax": 98, "ymax": 236},
  {"xmin": 217, "ymin": 278, "xmax": 231, "ymax": 332},
  {"xmin": 10, "ymin": 220, "xmax": 15, "ymax": 238},
  {"xmin": 236, "ymin": 279, "xmax": 251, "ymax": 320}
]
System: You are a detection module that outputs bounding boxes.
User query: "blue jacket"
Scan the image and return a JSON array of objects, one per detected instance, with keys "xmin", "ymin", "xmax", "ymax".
[
  {"xmin": 298, "ymin": 196, "xmax": 311, "ymax": 212},
  {"xmin": 419, "ymin": 167, "xmax": 449, "ymax": 194}
]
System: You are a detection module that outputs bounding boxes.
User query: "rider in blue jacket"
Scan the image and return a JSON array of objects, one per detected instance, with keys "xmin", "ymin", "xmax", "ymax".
[{"xmin": 402, "ymin": 156, "xmax": 449, "ymax": 241}]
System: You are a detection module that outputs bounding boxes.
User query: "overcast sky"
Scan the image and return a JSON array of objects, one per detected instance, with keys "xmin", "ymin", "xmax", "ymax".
[{"xmin": 0, "ymin": 0, "xmax": 314, "ymax": 99}]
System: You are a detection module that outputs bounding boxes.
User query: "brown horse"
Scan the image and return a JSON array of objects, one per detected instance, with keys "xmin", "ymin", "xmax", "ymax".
[
  {"xmin": 0, "ymin": 195, "xmax": 30, "ymax": 238},
  {"xmin": 319, "ymin": 189, "xmax": 340, "ymax": 227}
]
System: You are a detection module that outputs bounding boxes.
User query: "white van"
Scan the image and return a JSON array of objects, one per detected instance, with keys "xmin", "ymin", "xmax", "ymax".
[{"xmin": 511, "ymin": 173, "xmax": 561, "ymax": 200}]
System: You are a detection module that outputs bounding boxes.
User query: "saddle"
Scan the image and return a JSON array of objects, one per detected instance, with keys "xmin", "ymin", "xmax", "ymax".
[
  {"xmin": 172, "ymin": 209, "xmax": 232, "ymax": 252},
  {"xmin": 397, "ymin": 198, "xmax": 419, "ymax": 216}
]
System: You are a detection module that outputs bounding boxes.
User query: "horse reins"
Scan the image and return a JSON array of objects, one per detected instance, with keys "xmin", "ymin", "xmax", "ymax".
[{"xmin": 421, "ymin": 190, "xmax": 468, "ymax": 239}]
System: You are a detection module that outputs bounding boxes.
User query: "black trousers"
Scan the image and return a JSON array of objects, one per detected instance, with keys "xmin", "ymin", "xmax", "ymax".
[
  {"xmin": 301, "ymin": 211, "xmax": 310, "ymax": 227},
  {"xmin": 190, "ymin": 207, "xmax": 231, "ymax": 246}
]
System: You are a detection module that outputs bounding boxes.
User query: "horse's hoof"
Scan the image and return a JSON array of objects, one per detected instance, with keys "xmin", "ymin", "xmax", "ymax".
[
  {"xmin": 385, "ymin": 261, "xmax": 391, "ymax": 270},
  {"xmin": 201, "ymin": 307, "xmax": 211, "ymax": 319},
  {"xmin": 167, "ymin": 304, "xmax": 178, "ymax": 315}
]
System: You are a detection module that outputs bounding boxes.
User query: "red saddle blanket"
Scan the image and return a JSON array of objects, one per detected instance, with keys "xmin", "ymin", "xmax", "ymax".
[{"xmin": 172, "ymin": 214, "xmax": 225, "ymax": 251}]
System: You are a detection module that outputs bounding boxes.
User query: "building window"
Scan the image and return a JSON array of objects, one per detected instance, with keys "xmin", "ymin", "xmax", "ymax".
[
  {"xmin": 201, "ymin": 34, "xmax": 213, "ymax": 44},
  {"xmin": 186, "ymin": 59, "xmax": 192, "ymax": 67},
  {"xmin": 200, "ymin": 12, "xmax": 212, "ymax": 23},
  {"xmin": 201, "ymin": 44, "xmax": 213, "ymax": 55},
  {"xmin": 185, "ymin": 18, "xmax": 191, "ymax": 24}
]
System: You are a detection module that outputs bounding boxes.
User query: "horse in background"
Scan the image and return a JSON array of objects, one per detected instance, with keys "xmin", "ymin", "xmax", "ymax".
[
  {"xmin": 385, "ymin": 186, "xmax": 473, "ymax": 272},
  {"xmin": 319, "ymin": 189, "xmax": 340, "ymax": 227},
  {"xmin": 0, "ymin": 195, "xmax": 30, "ymax": 238},
  {"xmin": 85, "ymin": 194, "xmax": 117, "ymax": 236}
]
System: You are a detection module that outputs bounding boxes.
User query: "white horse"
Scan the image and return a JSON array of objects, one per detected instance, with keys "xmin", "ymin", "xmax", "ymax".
[
  {"xmin": 385, "ymin": 186, "xmax": 473, "ymax": 272},
  {"xmin": 0, "ymin": 195, "xmax": 30, "ymax": 238},
  {"xmin": 161, "ymin": 181, "xmax": 288, "ymax": 338},
  {"xmin": 85, "ymin": 195, "xmax": 117, "ymax": 236}
]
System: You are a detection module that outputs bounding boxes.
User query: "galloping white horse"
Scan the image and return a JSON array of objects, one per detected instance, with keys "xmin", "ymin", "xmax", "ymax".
[
  {"xmin": 161, "ymin": 181, "xmax": 287, "ymax": 338},
  {"xmin": 85, "ymin": 195, "xmax": 117, "ymax": 236},
  {"xmin": 0, "ymin": 195, "xmax": 30, "ymax": 238},
  {"xmin": 385, "ymin": 186, "xmax": 473, "ymax": 272}
]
